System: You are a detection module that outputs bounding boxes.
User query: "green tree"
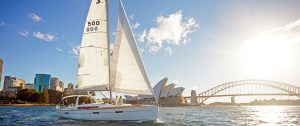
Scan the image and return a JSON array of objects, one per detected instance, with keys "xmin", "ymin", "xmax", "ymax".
[
  {"xmin": 16, "ymin": 89, "xmax": 35, "ymax": 101},
  {"xmin": 32, "ymin": 93, "xmax": 41, "ymax": 103},
  {"xmin": 48, "ymin": 89, "xmax": 63, "ymax": 104},
  {"xmin": 42, "ymin": 87, "xmax": 49, "ymax": 104}
]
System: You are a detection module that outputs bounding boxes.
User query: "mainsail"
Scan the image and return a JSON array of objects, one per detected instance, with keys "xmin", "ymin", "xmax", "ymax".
[
  {"xmin": 77, "ymin": 0, "xmax": 110, "ymax": 91},
  {"xmin": 110, "ymin": 1, "xmax": 154, "ymax": 96}
]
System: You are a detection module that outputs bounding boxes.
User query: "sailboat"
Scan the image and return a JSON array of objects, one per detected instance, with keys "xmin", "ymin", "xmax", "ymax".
[{"xmin": 56, "ymin": 0, "xmax": 159, "ymax": 121}]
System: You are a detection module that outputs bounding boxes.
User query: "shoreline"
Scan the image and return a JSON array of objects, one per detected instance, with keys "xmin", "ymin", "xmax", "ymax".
[
  {"xmin": 0, "ymin": 103, "xmax": 57, "ymax": 106},
  {"xmin": 2, "ymin": 103, "xmax": 300, "ymax": 107}
]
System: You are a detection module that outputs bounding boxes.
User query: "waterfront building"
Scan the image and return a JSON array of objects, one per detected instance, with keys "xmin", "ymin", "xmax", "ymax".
[
  {"xmin": 3, "ymin": 76, "xmax": 26, "ymax": 93},
  {"xmin": 64, "ymin": 88, "xmax": 68, "ymax": 93},
  {"xmin": 0, "ymin": 58, "xmax": 3, "ymax": 86},
  {"xmin": 54, "ymin": 86, "xmax": 63, "ymax": 92},
  {"xmin": 170, "ymin": 87, "xmax": 185, "ymax": 97},
  {"xmin": 126, "ymin": 78, "xmax": 186, "ymax": 106},
  {"xmin": 59, "ymin": 81, "xmax": 64, "ymax": 92},
  {"xmin": 153, "ymin": 77, "xmax": 168, "ymax": 98},
  {"xmin": 50, "ymin": 77, "xmax": 59, "ymax": 90},
  {"xmin": 64, "ymin": 83, "xmax": 74, "ymax": 94},
  {"xmin": 50, "ymin": 77, "xmax": 65, "ymax": 92},
  {"xmin": 191, "ymin": 90, "xmax": 198, "ymax": 104},
  {"xmin": 136, "ymin": 78, "xmax": 169, "ymax": 100},
  {"xmin": 161, "ymin": 83, "xmax": 175, "ymax": 98},
  {"xmin": 231, "ymin": 96, "xmax": 236, "ymax": 104},
  {"xmin": 68, "ymin": 83, "xmax": 74, "ymax": 92},
  {"xmin": 34, "ymin": 74, "xmax": 51, "ymax": 93},
  {"xmin": 25, "ymin": 83, "xmax": 34, "ymax": 89}
]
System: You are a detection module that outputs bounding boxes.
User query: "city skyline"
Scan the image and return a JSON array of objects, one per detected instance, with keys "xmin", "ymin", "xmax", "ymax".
[
  {"xmin": 1, "ymin": 0, "xmax": 300, "ymax": 97},
  {"xmin": 1, "ymin": 74, "xmax": 73, "ymax": 93}
]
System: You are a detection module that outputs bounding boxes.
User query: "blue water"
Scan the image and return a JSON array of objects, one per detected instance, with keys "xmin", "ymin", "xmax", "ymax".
[{"xmin": 0, "ymin": 106, "xmax": 300, "ymax": 126}]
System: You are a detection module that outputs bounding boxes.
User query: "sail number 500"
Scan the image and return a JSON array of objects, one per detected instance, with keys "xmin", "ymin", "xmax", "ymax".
[
  {"xmin": 88, "ymin": 21, "xmax": 100, "ymax": 26},
  {"xmin": 85, "ymin": 21, "xmax": 100, "ymax": 33}
]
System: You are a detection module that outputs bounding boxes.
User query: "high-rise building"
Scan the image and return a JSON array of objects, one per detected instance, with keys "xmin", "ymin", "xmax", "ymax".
[
  {"xmin": 3, "ymin": 76, "xmax": 26, "ymax": 93},
  {"xmin": 68, "ymin": 83, "xmax": 74, "ymax": 91},
  {"xmin": 50, "ymin": 77, "xmax": 64, "ymax": 92},
  {"xmin": 34, "ymin": 74, "xmax": 51, "ymax": 93},
  {"xmin": 25, "ymin": 83, "xmax": 34, "ymax": 89},
  {"xmin": 59, "ymin": 81, "xmax": 64, "ymax": 92},
  {"xmin": 0, "ymin": 58, "xmax": 3, "ymax": 87},
  {"xmin": 64, "ymin": 83, "xmax": 74, "ymax": 94},
  {"xmin": 50, "ymin": 77, "xmax": 59, "ymax": 90}
]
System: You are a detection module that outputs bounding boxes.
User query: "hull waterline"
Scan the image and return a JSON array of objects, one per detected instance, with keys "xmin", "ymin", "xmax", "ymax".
[{"xmin": 56, "ymin": 105, "xmax": 159, "ymax": 121}]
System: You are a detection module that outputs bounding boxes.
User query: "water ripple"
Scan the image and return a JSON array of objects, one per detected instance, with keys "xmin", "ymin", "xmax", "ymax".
[{"xmin": 1, "ymin": 106, "xmax": 300, "ymax": 125}]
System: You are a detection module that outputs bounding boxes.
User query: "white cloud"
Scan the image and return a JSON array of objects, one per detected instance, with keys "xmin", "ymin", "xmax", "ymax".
[
  {"xmin": 0, "ymin": 21, "xmax": 15, "ymax": 28},
  {"xmin": 129, "ymin": 14, "xmax": 134, "ymax": 20},
  {"xmin": 132, "ymin": 22, "xmax": 140, "ymax": 29},
  {"xmin": 0, "ymin": 21, "xmax": 5, "ymax": 26},
  {"xmin": 183, "ymin": 38, "xmax": 191, "ymax": 45},
  {"xmin": 56, "ymin": 47, "xmax": 63, "ymax": 52},
  {"xmin": 141, "ymin": 10, "xmax": 199, "ymax": 54},
  {"xmin": 33, "ymin": 32, "xmax": 55, "ymax": 42},
  {"xmin": 28, "ymin": 13, "xmax": 41, "ymax": 22},
  {"xmin": 164, "ymin": 47, "xmax": 172, "ymax": 56},
  {"xmin": 138, "ymin": 29, "xmax": 147, "ymax": 43},
  {"xmin": 148, "ymin": 43, "xmax": 161, "ymax": 54},
  {"xmin": 269, "ymin": 19, "xmax": 300, "ymax": 33},
  {"xmin": 172, "ymin": 80, "xmax": 180, "ymax": 84},
  {"xmin": 19, "ymin": 31, "xmax": 30, "ymax": 37},
  {"xmin": 139, "ymin": 47, "xmax": 145, "ymax": 54},
  {"xmin": 264, "ymin": 19, "xmax": 300, "ymax": 44},
  {"xmin": 244, "ymin": 19, "xmax": 300, "ymax": 46},
  {"xmin": 71, "ymin": 45, "xmax": 80, "ymax": 56}
]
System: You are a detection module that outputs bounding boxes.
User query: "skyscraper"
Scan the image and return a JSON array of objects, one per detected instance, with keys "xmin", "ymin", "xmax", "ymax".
[
  {"xmin": 50, "ymin": 77, "xmax": 59, "ymax": 90},
  {"xmin": 59, "ymin": 81, "xmax": 64, "ymax": 92},
  {"xmin": 64, "ymin": 83, "xmax": 74, "ymax": 94},
  {"xmin": 3, "ymin": 76, "xmax": 25, "ymax": 93},
  {"xmin": 34, "ymin": 74, "xmax": 51, "ymax": 93}
]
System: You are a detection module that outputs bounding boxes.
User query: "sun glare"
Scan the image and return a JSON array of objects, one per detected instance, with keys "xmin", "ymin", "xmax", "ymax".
[
  {"xmin": 252, "ymin": 106, "xmax": 287, "ymax": 125},
  {"xmin": 239, "ymin": 34, "xmax": 295, "ymax": 76}
]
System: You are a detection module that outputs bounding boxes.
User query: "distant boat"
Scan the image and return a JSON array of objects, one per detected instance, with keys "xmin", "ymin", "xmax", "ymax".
[{"xmin": 56, "ymin": 0, "xmax": 158, "ymax": 121}]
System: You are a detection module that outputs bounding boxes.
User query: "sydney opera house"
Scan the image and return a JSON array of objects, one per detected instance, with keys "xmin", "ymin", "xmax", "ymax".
[{"xmin": 125, "ymin": 77, "xmax": 186, "ymax": 106}]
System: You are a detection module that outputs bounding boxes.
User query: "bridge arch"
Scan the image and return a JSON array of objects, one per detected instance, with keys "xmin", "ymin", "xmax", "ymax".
[{"xmin": 197, "ymin": 80, "xmax": 300, "ymax": 104}]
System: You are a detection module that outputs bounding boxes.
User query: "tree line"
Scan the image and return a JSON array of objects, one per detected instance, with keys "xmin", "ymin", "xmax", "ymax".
[{"xmin": 16, "ymin": 88, "xmax": 65, "ymax": 104}]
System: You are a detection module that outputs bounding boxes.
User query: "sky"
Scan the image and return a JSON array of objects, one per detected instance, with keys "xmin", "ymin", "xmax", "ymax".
[{"xmin": 1, "ymin": 0, "xmax": 300, "ymax": 100}]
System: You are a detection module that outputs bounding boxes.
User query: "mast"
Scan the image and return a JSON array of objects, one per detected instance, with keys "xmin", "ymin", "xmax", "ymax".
[{"xmin": 106, "ymin": 0, "xmax": 112, "ymax": 100}]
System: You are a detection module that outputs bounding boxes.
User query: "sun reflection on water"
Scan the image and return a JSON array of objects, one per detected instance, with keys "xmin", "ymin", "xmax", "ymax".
[{"xmin": 251, "ymin": 106, "xmax": 287, "ymax": 125}]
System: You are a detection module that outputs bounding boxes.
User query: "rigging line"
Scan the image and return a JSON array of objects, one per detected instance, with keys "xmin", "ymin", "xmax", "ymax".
[{"xmin": 99, "ymin": 91, "xmax": 107, "ymax": 98}]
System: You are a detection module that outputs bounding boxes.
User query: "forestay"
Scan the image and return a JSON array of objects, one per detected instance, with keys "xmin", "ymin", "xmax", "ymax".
[
  {"xmin": 110, "ymin": 1, "xmax": 154, "ymax": 96},
  {"xmin": 77, "ymin": 0, "xmax": 110, "ymax": 91}
]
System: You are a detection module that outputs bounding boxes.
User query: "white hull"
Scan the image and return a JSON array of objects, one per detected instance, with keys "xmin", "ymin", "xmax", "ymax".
[{"xmin": 56, "ymin": 105, "xmax": 158, "ymax": 121}]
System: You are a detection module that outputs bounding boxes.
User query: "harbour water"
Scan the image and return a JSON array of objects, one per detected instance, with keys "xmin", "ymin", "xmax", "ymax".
[{"xmin": 0, "ymin": 106, "xmax": 300, "ymax": 126}]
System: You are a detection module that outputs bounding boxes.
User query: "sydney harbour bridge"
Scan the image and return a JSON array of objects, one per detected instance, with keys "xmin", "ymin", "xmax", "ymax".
[{"xmin": 185, "ymin": 80, "xmax": 300, "ymax": 104}]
